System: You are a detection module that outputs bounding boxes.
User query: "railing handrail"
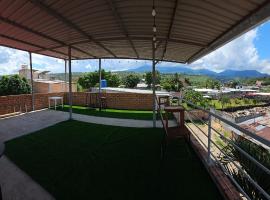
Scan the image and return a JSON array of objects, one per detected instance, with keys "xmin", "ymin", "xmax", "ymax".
[
  {"xmin": 182, "ymin": 98, "xmax": 270, "ymax": 147},
  {"xmin": 183, "ymin": 101, "xmax": 270, "ymax": 200},
  {"xmin": 155, "ymin": 96, "xmax": 167, "ymax": 135}
]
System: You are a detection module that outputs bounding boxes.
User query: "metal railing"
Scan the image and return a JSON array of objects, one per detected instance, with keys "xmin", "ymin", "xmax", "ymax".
[{"xmin": 182, "ymin": 99, "xmax": 270, "ymax": 200}]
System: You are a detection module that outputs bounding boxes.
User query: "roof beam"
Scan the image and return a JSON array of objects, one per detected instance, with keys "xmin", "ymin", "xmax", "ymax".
[
  {"xmin": 187, "ymin": 1, "xmax": 270, "ymax": 63},
  {"xmin": 161, "ymin": 0, "xmax": 178, "ymax": 60},
  {"xmin": 71, "ymin": 56, "xmax": 186, "ymax": 64},
  {"xmin": 29, "ymin": 0, "xmax": 116, "ymax": 57},
  {"xmin": 40, "ymin": 36, "xmax": 206, "ymax": 52},
  {"xmin": 0, "ymin": 16, "xmax": 96, "ymax": 58},
  {"xmin": 0, "ymin": 34, "xmax": 78, "ymax": 59},
  {"xmin": 105, "ymin": 0, "xmax": 139, "ymax": 58}
]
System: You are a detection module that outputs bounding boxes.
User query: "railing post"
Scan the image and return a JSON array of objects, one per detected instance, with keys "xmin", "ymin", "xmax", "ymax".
[{"xmin": 207, "ymin": 114, "xmax": 212, "ymax": 164}]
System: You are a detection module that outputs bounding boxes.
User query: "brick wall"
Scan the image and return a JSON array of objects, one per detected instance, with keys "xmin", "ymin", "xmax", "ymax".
[
  {"xmin": 0, "ymin": 92, "xmax": 153, "ymax": 115},
  {"xmin": 65, "ymin": 92, "xmax": 153, "ymax": 110},
  {"xmin": 0, "ymin": 93, "xmax": 64, "ymax": 115}
]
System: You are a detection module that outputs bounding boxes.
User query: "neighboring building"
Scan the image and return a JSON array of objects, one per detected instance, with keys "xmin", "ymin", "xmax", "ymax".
[
  {"xmin": 33, "ymin": 79, "xmax": 77, "ymax": 93},
  {"xmin": 19, "ymin": 64, "xmax": 77, "ymax": 93},
  {"xmin": 19, "ymin": 64, "xmax": 50, "ymax": 80}
]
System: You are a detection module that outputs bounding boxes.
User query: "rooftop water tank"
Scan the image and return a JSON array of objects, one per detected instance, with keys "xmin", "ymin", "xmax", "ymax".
[{"xmin": 101, "ymin": 79, "xmax": 107, "ymax": 88}]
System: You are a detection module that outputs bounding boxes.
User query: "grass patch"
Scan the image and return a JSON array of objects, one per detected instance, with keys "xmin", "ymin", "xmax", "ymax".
[
  {"xmin": 5, "ymin": 120, "xmax": 222, "ymax": 200},
  {"xmin": 56, "ymin": 105, "xmax": 172, "ymax": 120}
]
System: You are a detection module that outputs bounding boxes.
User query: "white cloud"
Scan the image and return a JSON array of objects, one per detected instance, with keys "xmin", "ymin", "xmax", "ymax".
[{"xmin": 191, "ymin": 28, "xmax": 270, "ymax": 73}]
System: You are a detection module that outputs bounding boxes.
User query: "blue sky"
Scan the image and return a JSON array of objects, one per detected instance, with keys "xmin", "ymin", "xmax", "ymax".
[{"xmin": 0, "ymin": 20, "xmax": 270, "ymax": 75}]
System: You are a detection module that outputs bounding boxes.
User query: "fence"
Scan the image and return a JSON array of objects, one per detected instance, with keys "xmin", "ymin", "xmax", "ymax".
[{"xmin": 183, "ymin": 99, "xmax": 270, "ymax": 200}]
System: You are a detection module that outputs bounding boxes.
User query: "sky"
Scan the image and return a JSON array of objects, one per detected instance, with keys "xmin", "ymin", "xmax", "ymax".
[{"xmin": 0, "ymin": 20, "xmax": 270, "ymax": 75}]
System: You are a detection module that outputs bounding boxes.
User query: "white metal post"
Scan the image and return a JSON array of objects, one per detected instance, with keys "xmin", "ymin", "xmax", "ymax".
[
  {"xmin": 99, "ymin": 58, "xmax": 101, "ymax": 111},
  {"xmin": 64, "ymin": 59, "xmax": 67, "ymax": 92},
  {"xmin": 152, "ymin": 43, "xmax": 156, "ymax": 127},
  {"xmin": 29, "ymin": 52, "xmax": 35, "ymax": 111},
  {"xmin": 68, "ymin": 46, "xmax": 72, "ymax": 119},
  {"xmin": 207, "ymin": 114, "xmax": 212, "ymax": 164}
]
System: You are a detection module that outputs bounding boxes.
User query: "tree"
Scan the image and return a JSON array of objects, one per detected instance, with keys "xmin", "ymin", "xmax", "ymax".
[
  {"xmin": 124, "ymin": 74, "xmax": 140, "ymax": 88},
  {"xmin": 220, "ymin": 96, "xmax": 230, "ymax": 109},
  {"xmin": 184, "ymin": 77, "xmax": 191, "ymax": 86},
  {"xmin": 145, "ymin": 71, "xmax": 161, "ymax": 88},
  {"xmin": 0, "ymin": 75, "xmax": 31, "ymax": 96},
  {"xmin": 228, "ymin": 80, "xmax": 240, "ymax": 88},
  {"xmin": 184, "ymin": 89, "xmax": 207, "ymax": 107},
  {"xmin": 107, "ymin": 74, "xmax": 120, "ymax": 87},
  {"xmin": 161, "ymin": 73, "xmax": 184, "ymax": 92},
  {"xmin": 78, "ymin": 70, "xmax": 120, "ymax": 89},
  {"xmin": 205, "ymin": 78, "xmax": 221, "ymax": 89}
]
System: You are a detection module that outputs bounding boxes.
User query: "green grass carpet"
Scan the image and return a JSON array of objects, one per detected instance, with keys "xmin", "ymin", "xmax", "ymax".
[
  {"xmin": 56, "ymin": 105, "xmax": 172, "ymax": 120},
  {"xmin": 5, "ymin": 120, "xmax": 222, "ymax": 200}
]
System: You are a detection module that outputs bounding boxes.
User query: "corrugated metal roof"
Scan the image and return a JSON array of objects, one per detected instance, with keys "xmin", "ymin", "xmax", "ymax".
[{"xmin": 0, "ymin": 0, "xmax": 270, "ymax": 63}]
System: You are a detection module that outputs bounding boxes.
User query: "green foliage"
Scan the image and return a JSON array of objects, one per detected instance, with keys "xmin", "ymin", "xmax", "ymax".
[
  {"xmin": 161, "ymin": 73, "xmax": 184, "ymax": 92},
  {"xmin": 145, "ymin": 71, "xmax": 161, "ymax": 87},
  {"xmin": 123, "ymin": 74, "xmax": 140, "ymax": 88},
  {"xmin": 220, "ymin": 96, "xmax": 230, "ymax": 109},
  {"xmin": 205, "ymin": 78, "xmax": 221, "ymax": 89},
  {"xmin": 184, "ymin": 89, "xmax": 207, "ymax": 107},
  {"xmin": 77, "ymin": 70, "xmax": 120, "ymax": 89},
  {"xmin": 107, "ymin": 74, "xmax": 120, "ymax": 87},
  {"xmin": 227, "ymin": 80, "xmax": 240, "ymax": 88},
  {"xmin": 243, "ymin": 98, "xmax": 250, "ymax": 105},
  {"xmin": 0, "ymin": 75, "xmax": 31, "ymax": 96}
]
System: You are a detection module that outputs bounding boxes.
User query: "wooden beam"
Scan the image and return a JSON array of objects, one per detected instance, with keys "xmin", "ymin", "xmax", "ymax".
[{"xmin": 29, "ymin": 0, "xmax": 116, "ymax": 57}]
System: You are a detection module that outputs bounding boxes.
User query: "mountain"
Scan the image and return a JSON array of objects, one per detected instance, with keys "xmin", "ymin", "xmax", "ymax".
[
  {"xmin": 217, "ymin": 70, "xmax": 267, "ymax": 78},
  {"xmin": 127, "ymin": 65, "xmax": 269, "ymax": 79}
]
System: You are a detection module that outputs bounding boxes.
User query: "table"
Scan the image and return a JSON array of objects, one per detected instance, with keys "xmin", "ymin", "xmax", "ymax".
[
  {"xmin": 48, "ymin": 96, "xmax": 63, "ymax": 110},
  {"xmin": 0, "ymin": 143, "xmax": 4, "ymax": 200},
  {"xmin": 164, "ymin": 106, "xmax": 185, "ymax": 129}
]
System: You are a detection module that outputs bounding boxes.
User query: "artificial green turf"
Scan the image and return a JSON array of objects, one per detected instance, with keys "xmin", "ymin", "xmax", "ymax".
[
  {"xmin": 56, "ymin": 105, "xmax": 156, "ymax": 120},
  {"xmin": 56, "ymin": 105, "xmax": 173, "ymax": 120},
  {"xmin": 5, "ymin": 120, "xmax": 222, "ymax": 200}
]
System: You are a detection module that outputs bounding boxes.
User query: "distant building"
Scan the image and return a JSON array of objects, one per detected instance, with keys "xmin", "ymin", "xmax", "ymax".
[
  {"xmin": 256, "ymin": 80, "xmax": 263, "ymax": 88},
  {"xmin": 19, "ymin": 64, "xmax": 77, "ymax": 93},
  {"xmin": 19, "ymin": 64, "xmax": 49, "ymax": 80}
]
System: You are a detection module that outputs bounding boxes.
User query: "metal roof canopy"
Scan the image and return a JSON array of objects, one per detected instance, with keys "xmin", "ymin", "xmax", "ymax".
[{"xmin": 1, "ymin": 0, "xmax": 270, "ymax": 63}]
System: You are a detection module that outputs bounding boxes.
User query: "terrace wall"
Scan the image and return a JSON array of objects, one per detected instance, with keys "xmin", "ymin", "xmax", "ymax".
[
  {"xmin": 65, "ymin": 92, "xmax": 153, "ymax": 110},
  {"xmin": 0, "ymin": 92, "xmax": 153, "ymax": 116},
  {"xmin": 0, "ymin": 93, "xmax": 64, "ymax": 116}
]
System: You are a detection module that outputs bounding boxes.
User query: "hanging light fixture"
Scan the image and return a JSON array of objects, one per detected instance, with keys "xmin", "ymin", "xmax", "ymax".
[
  {"xmin": 152, "ymin": 7, "xmax": 156, "ymax": 17},
  {"xmin": 153, "ymin": 25, "xmax": 157, "ymax": 33}
]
